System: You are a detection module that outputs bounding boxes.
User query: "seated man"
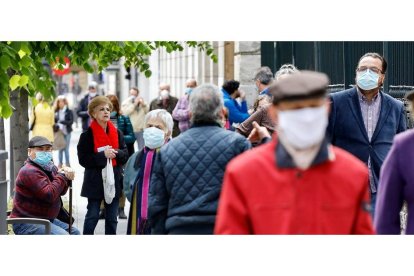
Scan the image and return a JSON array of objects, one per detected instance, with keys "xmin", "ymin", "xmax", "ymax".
[{"xmin": 10, "ymin": 136, "xmax": 80, "ymax": 235}]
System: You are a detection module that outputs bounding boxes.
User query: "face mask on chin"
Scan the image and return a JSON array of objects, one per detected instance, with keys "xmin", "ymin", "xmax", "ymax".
[
  {"xmin": 356, "ymin": 69, "xmax": 380, "ymax": 91},
  {"xmin": 277, "ymin": 105, "xmax": 328, "ymax": 150}
]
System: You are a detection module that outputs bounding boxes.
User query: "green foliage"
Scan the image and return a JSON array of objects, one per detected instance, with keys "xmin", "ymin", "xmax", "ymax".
[{"xmin": 0, "ymin": 41, "xmax": 218, "ymax": 118}]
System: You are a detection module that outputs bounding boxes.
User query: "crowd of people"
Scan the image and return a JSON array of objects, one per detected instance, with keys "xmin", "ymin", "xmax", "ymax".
[{"xmin": 9, "ymin": 51, "xmax": 414, "ymax": 235}]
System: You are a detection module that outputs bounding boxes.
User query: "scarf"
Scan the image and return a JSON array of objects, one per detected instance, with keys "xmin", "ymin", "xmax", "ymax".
[
  {"xmin": 128, "ymin": 147, "xmax": 157, "ymax": 235},
  {"xmin": 90, "ymin": 119, "xmax": 119, "ymax": 166}
]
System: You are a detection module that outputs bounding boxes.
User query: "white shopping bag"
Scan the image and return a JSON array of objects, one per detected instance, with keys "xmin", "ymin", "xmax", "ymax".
[{"xmin": 102, "ymin": 158, "xmax": 115, "ymax": 204}]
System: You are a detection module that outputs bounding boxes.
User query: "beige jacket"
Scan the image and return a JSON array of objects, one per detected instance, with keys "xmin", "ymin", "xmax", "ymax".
[{"xmin": 121, "ymin": 98, "xmax": 149, "ymax": 132}]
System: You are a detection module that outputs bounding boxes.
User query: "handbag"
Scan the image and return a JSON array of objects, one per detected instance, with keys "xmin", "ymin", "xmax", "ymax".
[
  {"xmin": 102, "ymin": 158, "xmax": 116, "ymax": 204},
  {"xmin": 53, "ymin": 129, "xmax": 66, "ymax": 151},
  {"xmin": 57, "ymin": 199, "xmax": 74, "ymax": 224}
]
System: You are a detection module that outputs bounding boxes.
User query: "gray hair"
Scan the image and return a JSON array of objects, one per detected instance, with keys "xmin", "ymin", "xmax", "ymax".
[
  {"xmin": 190, "ymin": 84, "xmax": 223, "ymax": 125},
  {"xmin": 144, "ymin": 109, "xmax": 174, "ymax": 137},
  {"xmin": 275, "ymin": 64, "xmax": 298, "ymax": 80},
  {"xmin": 254, "ymin": 66, "xmax": 274, "ymax": 85}
]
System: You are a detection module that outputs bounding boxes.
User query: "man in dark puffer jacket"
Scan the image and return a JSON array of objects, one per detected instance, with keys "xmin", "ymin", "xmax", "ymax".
[{"xmin": 148, "ymin": 83, "xmax": 251, "ymax": 234}]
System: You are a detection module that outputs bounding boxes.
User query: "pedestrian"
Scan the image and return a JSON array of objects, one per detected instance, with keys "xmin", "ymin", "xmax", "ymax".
[
  {"xmin": 254, "ymin": 66, "xmax": 274, "ymax": 97},
  {"xmin": 95, "ymin": 94, "xmax": 136, "ymax": 220},
  {"xmin": 149, "ymin": 83, "xmax": 180, "ymax": 137},
  {"xmin": 77, "ymin": 81, "xmax": 98, "ymax": 132},
  {"xmin": 172, "ymin": 79, "xmax": 197, "ymax": 133},
  {"xmin": 236, "ymin": 64, "xmax": 298, "ymax": 140},
  {"xmin": 215, "ymin": 71, "xmax": 374, "ymax": 234},
  {"xmin": 77, "ymin": 96, "xmax": 129, "ymax": 235},
  {"xmin": 327, "ymin": 52, "xmax": 407, "ymax": 217},
  {"xmin": 221, "ymin": 80, "xmax": 249, "ymax": 130},
  {"xmin": 148, "ymin": 84, "xmax": 251, "ymax": 234},
  {"xmin": 374, "ymin": 90, "xmax": 414, "ymax": 234},
  {"xmin": 121, "ymin": 87, "xmax": 149, "ymax": 151},
  {"xmin": 30, "ymin": 92, "xmax": 55, "ymax": 143},
  {"xmin": 123, "ymin": 109, "xmax": 173, "ymax": 234},
  {"xmin": 9, "ymin": 136, "xmax": 79, "ymax": 235},
  {"xmin": 53, "ymin": 95, "xmax": 74, "ymax": 168}
]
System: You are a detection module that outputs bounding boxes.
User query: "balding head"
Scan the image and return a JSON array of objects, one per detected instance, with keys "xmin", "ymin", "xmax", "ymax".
[
  {"xmin": 159, "ymin": 83, "xmax": 170, "ymax": 92},
  {"xmin": 186, "ymin": 79, "xmax": 197, "ymax": 88}
]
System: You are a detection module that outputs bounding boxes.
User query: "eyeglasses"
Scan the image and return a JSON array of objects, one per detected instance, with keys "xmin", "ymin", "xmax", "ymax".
[{"xmin": 356, "ymin": 66, "xmax": 383, "ymax": 74}]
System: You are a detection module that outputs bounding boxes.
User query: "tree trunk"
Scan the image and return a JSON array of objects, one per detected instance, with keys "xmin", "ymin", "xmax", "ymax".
[
  {"xmin": 9, "ymin": 88, "xmax": 29, "ymax": 196},
  {"xmin": 0, "ymin": 118, "xmax": 8, "ymax": 234}
]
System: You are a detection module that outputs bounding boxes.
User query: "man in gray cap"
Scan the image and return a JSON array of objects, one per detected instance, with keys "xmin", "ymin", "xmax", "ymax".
[
  {"xmin": 215, "ymin": 71, "xmax": 374, "ymax": 234},
  {"xmin": 9, "ymin": 136, "xmax": 80, "ymax": 234}
]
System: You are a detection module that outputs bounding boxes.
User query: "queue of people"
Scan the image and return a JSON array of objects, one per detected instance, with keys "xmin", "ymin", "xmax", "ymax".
[{"xmin": 10, "ymin": 51, "xmax": 414, "ymax": 235}]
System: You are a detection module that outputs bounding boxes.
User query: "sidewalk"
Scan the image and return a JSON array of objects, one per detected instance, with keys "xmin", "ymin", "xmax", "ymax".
[{"xmin": 55, "ymin": 124, "xmax": 130, "ymax": 235}]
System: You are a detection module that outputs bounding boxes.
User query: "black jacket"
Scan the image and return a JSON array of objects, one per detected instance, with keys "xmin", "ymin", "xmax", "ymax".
[
  {"xmin": 77, "ymin": 127, "xmax": 129, "ymax": 200},
  {"xmin": 54, "ymin": 108, "xmax": 74, "ymax": 133},
  {"xmin": 77, "ymin": 95, "xmax": 94, "ymax": 132}
]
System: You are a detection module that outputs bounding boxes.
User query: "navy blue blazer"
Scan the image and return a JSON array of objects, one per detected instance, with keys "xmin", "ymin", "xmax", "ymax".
[{"xmin": 327, "ymin": 87, "xmax": 407, "ymax": 191}]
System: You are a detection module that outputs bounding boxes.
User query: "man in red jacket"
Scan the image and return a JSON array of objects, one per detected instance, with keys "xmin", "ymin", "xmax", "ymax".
[{"xmin": 215, "ymin": 71, "xmax": 374, "ymax": 234}]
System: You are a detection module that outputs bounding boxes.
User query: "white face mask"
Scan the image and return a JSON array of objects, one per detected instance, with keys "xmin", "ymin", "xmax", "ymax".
[
  {"xmin": 89, "ymin": 92, "xmax": 97, "ymax": 98},
  {"xmin": 160, "ymin": 90, "xmax": 169, "ymax": 99},
  {"xmin": 277, "ymin": 105, "xmax": 328, "ymax": 150}
]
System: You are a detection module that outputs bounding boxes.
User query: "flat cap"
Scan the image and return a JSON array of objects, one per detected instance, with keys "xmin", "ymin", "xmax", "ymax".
[
  {"xmin": 28, "ymin": 136, "xmax": 53, "ymax": 148},
  {"xmin": 270, "ymin": 70, "xmax": 330, "ymax": 103}
]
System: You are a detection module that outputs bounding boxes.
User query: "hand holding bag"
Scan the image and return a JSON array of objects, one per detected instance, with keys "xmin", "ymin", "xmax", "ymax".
[{"xmin": 102, "ymin": 158, "xmax": 116, "ymax": 204}]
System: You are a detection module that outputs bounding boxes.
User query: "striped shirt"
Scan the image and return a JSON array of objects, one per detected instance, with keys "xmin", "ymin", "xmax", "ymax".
[{"xmin": 357, "ymin": 89, "xmax": 381, "ymax": 193}]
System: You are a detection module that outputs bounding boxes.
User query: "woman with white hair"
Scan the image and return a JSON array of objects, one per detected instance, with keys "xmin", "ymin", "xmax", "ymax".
[{"xmin": 123, "ymin": 109, "xmax": 173, "ymax": 234}]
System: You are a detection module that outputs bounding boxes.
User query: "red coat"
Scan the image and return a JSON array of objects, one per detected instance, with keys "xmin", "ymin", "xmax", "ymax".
[{"xmin": 214, "ymin": 139, "xmax": 374, "ymax": 234}]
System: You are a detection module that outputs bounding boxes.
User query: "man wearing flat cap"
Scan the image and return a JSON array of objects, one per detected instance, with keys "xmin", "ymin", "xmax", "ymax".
[
  {"xmin": 215, "ymin": 71, "xmax": 374, "ymax": 234},
  {"xmin": 9, "ymin": 136, "xmax": 80, "ymax": 234}
]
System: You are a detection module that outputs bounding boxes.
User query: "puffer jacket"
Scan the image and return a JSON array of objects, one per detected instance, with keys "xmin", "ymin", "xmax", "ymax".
[{"xmin": 148, "ymin": 122, "xmax": 251, "ymax": 234}]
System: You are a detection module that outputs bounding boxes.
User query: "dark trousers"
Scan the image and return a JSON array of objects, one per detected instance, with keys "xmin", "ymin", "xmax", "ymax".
[{"xmin": 83, "ymin": 198, "xmax": 119, "ymax": 235}]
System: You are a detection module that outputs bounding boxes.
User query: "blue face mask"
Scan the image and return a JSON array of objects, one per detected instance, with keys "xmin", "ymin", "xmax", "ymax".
[
  {"xmin": 33, "ymin": 151, "xmax": 53, "ymax": 166},
  {"xmin": 357, "ymin": 69, "xmax": 379, "ymax": 91},
  {"xmin": 143, "ymin": 127, "xmax": 165, "ymax": 149},
  {"xmin": 185, "ymin": 88, "xmax": 193, "ymax": 95}
]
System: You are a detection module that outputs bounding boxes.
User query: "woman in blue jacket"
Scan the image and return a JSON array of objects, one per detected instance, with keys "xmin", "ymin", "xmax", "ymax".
[{"xmin": 221, "ymin": 80, "xmax": 249, "ymax": 129}]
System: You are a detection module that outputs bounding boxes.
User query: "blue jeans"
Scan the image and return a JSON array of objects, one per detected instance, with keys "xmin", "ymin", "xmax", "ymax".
[
  {"xmin": 58, "ymin": 132, "xmax": 71, "ymax": 165},
  {"xmin": 83, "ymin": 198, "xmax": 119, "ymax": 235},
  {"xmin": 13, "ymin": 218, "xmax": 80, "ymax": 235}
]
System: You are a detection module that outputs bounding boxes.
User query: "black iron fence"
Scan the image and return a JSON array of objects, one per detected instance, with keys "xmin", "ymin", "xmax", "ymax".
[{"xmin": 262, "ymin": 41, "xmax": 414, "ymax": 128}]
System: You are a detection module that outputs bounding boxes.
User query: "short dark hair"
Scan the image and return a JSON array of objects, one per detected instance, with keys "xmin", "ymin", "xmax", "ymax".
[
  {"xmin": 222, "ymin": 80, "xmax": 240, "ymax": 95},
  {"xmin": 130, "ymin": 87, "xmax": 139, "ymax": 94},
  {"xmin": 358, "ymin": 52, "xmax": 387, "ymax": 74}
]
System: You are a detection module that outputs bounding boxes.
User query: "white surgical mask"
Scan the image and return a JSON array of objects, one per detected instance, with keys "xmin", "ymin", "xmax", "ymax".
[
  {"xmin": 143, "ymin": 127, "xmax": 165, "ymax": 149},
  {"xmin": 356, "ymin": 69, "xmax": 379, "ymax": 91},
  {"xmin": 160, "ymin": 90, "xmax": 169, "ymax": 99},
  {"xmin": 277, "ymin": 106, "xmax": 328, "ymax": 150},
  {"xmin": 89, "ymin": 92, "xmax": 97, "ymax": 98}
]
